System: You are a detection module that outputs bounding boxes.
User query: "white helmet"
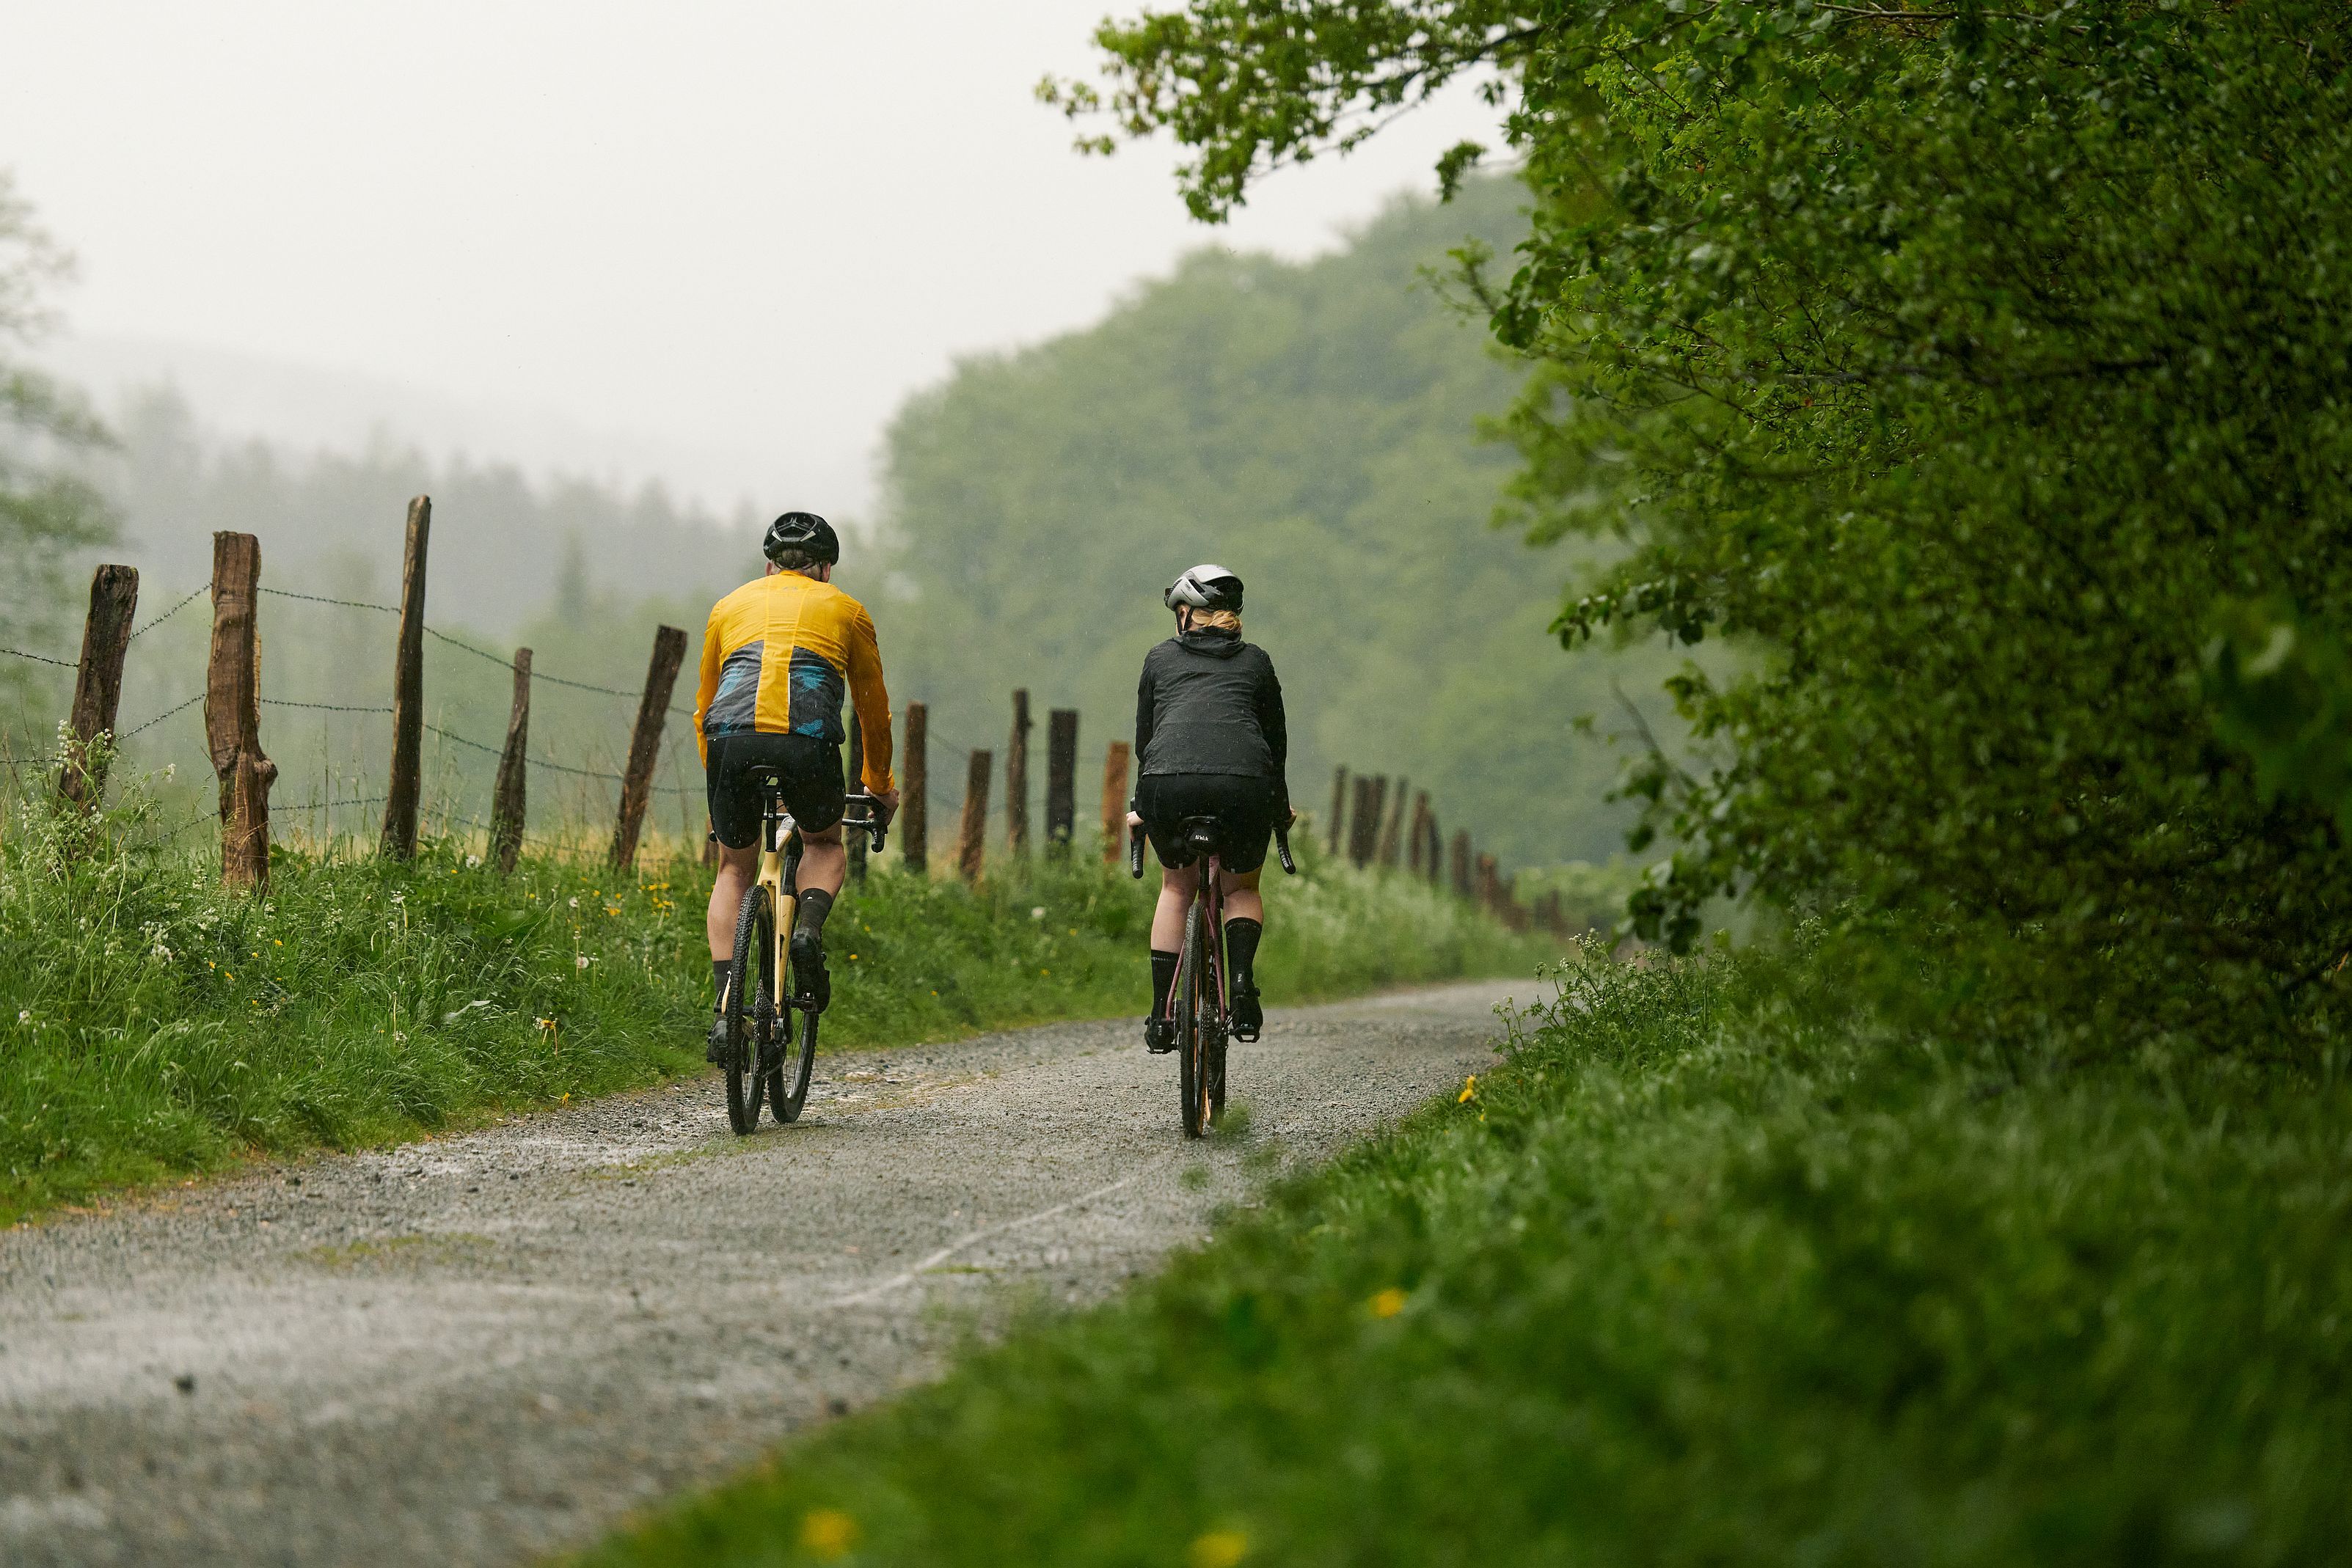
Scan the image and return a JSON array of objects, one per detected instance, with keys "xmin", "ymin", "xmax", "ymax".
[{"xmin": 1164, "ymin": 563, "xmax": 1243, "ymax": 612}]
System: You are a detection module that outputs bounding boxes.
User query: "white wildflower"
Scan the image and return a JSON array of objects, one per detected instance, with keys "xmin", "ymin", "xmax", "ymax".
[
  {"xmin": 1031, "ymin": 906, "xmax": 1047, "ymax": 920},
  {"xmin": 465, "ymin": 854, "xmax": 482, "ymax": 868},
  {"xmin": 575, "ymin": 954, "xmax": 591, "ymax": 971}
]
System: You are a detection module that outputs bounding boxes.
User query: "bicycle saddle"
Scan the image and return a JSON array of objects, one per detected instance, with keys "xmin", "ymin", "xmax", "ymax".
[{"xmin": 1174, "ymin": 816, "xmax": 1225, "ymax": 857}]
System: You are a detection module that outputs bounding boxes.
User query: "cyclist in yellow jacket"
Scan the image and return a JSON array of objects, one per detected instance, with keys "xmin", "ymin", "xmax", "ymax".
[{"xmin": 695, "ymin": 512, "xmax": 898, "ymax": 1062}]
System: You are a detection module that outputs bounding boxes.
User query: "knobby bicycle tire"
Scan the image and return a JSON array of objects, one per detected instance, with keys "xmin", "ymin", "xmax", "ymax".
[
  {"xmin": 725, "ymin": 883, "xmax": 774, "ymax": 1135},
  {"xmin": 769, "ymin": 978, "xmax": 817, "ymax": 1123},
  {"xmin": 1177, "ymin": 901, "xmax": 1210, "ymax": 1138}
]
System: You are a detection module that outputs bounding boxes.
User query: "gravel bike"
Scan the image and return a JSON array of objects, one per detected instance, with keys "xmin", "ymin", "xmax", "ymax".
[
  {"xmin": 1131, "ymin": 811, "xmax": 1296, "ymax": 1138},
  {"xmin": 721, "ymin": 775, "xmax": 888, "ymax": 1135}
]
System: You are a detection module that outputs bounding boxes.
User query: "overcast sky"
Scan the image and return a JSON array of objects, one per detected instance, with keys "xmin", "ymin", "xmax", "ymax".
[{"xmin": 1, "ymin": 2, "xmax": 1506, "ymax": 518}]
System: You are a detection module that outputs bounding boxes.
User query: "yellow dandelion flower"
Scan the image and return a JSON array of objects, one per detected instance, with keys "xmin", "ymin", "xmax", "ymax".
[
  {"xmin": 1369, "ymin": 1287, "xmax": 1407, "ymax": 1319},
  {"xmin": 1190, "ymin": 1530, "xmax": 1249, "ymax": 1568},
  {"xmin": 1457, "ymin": 1074, "xmax": 1478, "ymax": 1104},
  {"xmin": 799, "ymin": 1508, "xmax": 859, "ymax": 1560}
]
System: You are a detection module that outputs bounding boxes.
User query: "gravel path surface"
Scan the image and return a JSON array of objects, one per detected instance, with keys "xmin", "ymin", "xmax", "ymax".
[{"xmin": 0, "ymin": 978, "xmax": 1534, "ymax": 1567}]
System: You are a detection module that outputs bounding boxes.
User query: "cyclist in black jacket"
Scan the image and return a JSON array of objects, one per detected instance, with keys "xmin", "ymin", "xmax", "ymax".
[{"xmin": 1133, "ymin": 564, "xmax": 1291, "ymax": 1050}]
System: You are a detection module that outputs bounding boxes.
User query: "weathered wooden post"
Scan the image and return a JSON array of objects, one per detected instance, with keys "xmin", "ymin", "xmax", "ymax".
[
  {"xmin": 1045, "ymin": 708, "xmax": 1078, "ymax": 856},
  {"xmin": 1100, "ymin": 740, "xmax": 1131, "ymax": 864},
  {"xmin": 1406, "ymin": 791, "xmax": 1431, "ymax": 878},
  {"xmin": 58, "ymin": 563, "xmax": 139, "ymax": 808},
  {"xmin": 1376, "ymin": 776, "xmax": 1409, "ymax": 868},
  {"xmin": 1450, "ymin": 829, "xmax": 1473, "ymax": 898},
  {"xmin": 1422, "ymin": 804, "xmax": 1443, "ymax": 887},
  {"xmin": 901, "ymin": 701, "xmax": 928, "ymax": 874},
  {"xmin": 1326, "ymin": 765, "xmax": 1348, "ymax": 857},
  {"xmin": 844, "ymin": 711, "xmax": 867, "ymax": 884},
  {"xmin": 1004, "ymin": 689, "xmax": 1031, "ymax": 858},
  {"xmin": 956, "ymin": 750, "xmax": 993, "ymax": 881},
  {"xmin": 1349, "ymin": 775, "xmax": 1386, "ymax": 867},
  {"xmin": 491, "ymin": 648, "xmax": 531, "ymax": 873},
  {"xmin": 380, "ymin": 495, "xmax": 429, "ymax": 860},
  {"xmin": 206, "ymin": 532, "xmax": 275, "ymax": 887},
  {"xmin": 610, "ymin": 624, "xmax": 688, "ymax": 873}
]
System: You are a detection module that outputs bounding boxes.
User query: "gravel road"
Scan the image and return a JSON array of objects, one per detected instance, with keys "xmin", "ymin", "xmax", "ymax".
[{"xmin": 0, "ymin": 978, "xmax": 1533, "ymax": 1567}]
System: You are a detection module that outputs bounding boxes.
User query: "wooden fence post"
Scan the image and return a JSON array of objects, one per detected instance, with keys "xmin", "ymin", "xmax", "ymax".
[
  {"xmin": 380, "ymin": 495, "xmax": 429, "ymax": 860},
  {"xmin": 957, "ymin": 749, "xmax": 993, "ymax": 881},
  {"xmin": 1005, "ymin": 689, "xmax": 1031, "ymax": 858},
  {"xmin": 1045, "ymin": 708, "xmax": 1078, "ymax": 855},
  {"xmin": 206, "ymin": 532, "xmax": 275, "ymax": 887},
  {"xmin": 1100, "ymin": 740, "xmax": 1131, "ymax": 864},
  {"xmin": 610, "ymin": 624, "xmax": 688, "ymax": 873},
  {"xmin": 1450, "ymin": 829, "xmax": 1473, "ymax": 898},
  {"xmin": 1406, "ymin": 792, "xmax": 1431, "ymax": 878},
  {"xmin": 58, "ymin": 564, "xmax": 139, "ymax": 808},
  {"xmin": 491, "ymin": 648, "xmax": 531, "ymax": 873},
  {"xmin": 1376, "ymin": 775, "xmax": 1409, "ymax": 868},
  {"xmin": 1422, "ymin": 804, "xmax": 1443, "ymax": 887},
  {"xmin": 845, "ymin": 710, "xmax": 867, "ymax": 884},
  {"xmin": 902, "ymin": 701, "xmax": 928, "ymax": 874},
  {"xmin": 1326, "ymin": 765, "xmax": 1348, "ymax": 857},
  {"xmin": 1350, "ymin": 775, "xmax": 1387, "ymax": 868}
]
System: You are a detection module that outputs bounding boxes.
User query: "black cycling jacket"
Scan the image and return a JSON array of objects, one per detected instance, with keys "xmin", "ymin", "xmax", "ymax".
[{"xmin": 1133, "ymin": 629, "xmax": 1289, "ymax": 804}]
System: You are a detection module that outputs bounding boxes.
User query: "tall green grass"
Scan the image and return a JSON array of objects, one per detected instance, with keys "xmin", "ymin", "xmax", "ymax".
[
  {"xmin": 1, "ymin": 777, "xmax": 1549, "ymax": 1222},
  {"xmin": 582, "ymin": 932, "xmax": 2352, "ymax": 1567}
]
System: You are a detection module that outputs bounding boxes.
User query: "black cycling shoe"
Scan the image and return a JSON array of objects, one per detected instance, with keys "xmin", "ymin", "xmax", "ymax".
[
  {"xmin": 1144, "ymin": 1015, "xmax": 1177, "ymax": 1054},
  {"xmin": 705, "ymin": 1013, "xmax": 730, "ymax": 1066},
  {"xmin": 789, "ymin": 929, "xmax": 832, "ymax": 1013},
  {"xmin": 1230, "ymin": 986, "xmax": 1263, "ymax": 1042}
]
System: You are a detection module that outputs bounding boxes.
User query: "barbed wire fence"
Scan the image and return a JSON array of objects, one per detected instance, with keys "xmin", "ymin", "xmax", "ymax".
[
  {"xmin": 0, "ymin": 495, "xmax": 1548, "ymax": 926},
  {"xmin": 0, "ymin": 501, "xmax": 706, "ymax": 876}
]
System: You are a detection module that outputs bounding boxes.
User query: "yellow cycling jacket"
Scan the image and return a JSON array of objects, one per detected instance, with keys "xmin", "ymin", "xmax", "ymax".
[{"xmin": 693, "ymin": 571, "xmax": 896, "ymax": 794}]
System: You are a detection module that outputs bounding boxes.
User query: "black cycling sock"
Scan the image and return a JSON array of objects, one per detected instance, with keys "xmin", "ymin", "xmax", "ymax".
[
  {"xmin": 1224, "ymin": 917, "xmax": 1263, "ymax": 994},
  {"xmin": 795, "ymin": 887, "xmax": 834, "ymax": 945},
  {"xmin": 712, "ymin": 959, "xmax": 731, "ymax": 1009},
  {"xmin": 1150, "ymin": 950, "xmax": 1178, "ymax": 1015}
]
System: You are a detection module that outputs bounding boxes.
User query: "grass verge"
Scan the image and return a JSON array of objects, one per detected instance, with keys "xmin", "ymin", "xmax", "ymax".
[
  {"xmin": 1, "ymin": 783, "xmax": 1551, "ymax": 1223},
  {"xmin": 579, "ymin": 930, "xmax": 2352, "ymax": 1567}
]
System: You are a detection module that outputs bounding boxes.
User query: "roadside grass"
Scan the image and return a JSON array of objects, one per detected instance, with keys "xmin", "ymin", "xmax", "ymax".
[
  {"xmin": 580, "ymin": 933, "xmax": 2352, "ymax": 1568},
  {"xmin": 1, "ymin": 785, "xmax": 1549, "ymax": 1223}
]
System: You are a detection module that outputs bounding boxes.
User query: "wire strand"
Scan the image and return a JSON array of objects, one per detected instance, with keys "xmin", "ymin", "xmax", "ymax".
[
  {"xmin": 128, "ymin": 584, "xmax": 212, "ymax": 640},
  {"xmin": 120, "ymin": 692, "xmax": 207, "ymax": 737}
]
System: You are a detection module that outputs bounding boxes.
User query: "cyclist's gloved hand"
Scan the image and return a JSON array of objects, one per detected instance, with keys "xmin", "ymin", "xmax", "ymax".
[{"xmin": 872, "ymin": 785, "xmax": 901, "ymax": 827}]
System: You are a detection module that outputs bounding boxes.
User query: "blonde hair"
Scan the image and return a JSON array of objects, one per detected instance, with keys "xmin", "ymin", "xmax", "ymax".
[{"xmin": 1185, "ymin": 607, "xmax": 1242, "ymax": 634}]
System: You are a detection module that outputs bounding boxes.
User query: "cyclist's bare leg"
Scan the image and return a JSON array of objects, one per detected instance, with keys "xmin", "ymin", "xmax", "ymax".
[
  {"xmin": 706, "ymin": 839, "xmax": 759, "ymax": 1060},
  {"xmin": 796, "ymin": 823, "xmax": 847, "ymax": 899},
  {"xmin": 1219, "ymin": 866, "xmax": 1264, "ymax": 926},
  {"xmin": 707, "ymin": 840, "xmax": 759, "ymax": 960},
  {"xmin": 1151, "ymin": 860, "xmax": 1202, "ymax": 950}
]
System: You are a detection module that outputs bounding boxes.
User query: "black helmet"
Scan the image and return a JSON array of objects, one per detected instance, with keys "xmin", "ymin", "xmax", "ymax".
[
  {"xmin": 763, "ymin": 510, "xmax": 839, "ymax": 566},
  {"xmin": 1164, "ymin": 563, "xmax": 1243, "ymax": 612}
]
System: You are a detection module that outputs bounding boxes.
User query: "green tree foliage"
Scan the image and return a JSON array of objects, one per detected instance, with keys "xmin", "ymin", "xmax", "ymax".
[
  {"xmin": 878, "ymin": 177, "xmax": 1682, "ymax": 866},
  {"xmin": 0, "ymin": 172, "xmax": 113, "ymax": 703},
  {"xmin": 1055, "ymin": 1, "xmax": 2352, "ymax": 1048}
]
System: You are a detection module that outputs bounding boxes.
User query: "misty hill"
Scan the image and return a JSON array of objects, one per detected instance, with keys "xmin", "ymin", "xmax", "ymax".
[
  {"xmin": 875, "ymin": 177, "xmax": 1673, "ymax": 867},
  {"xmin": 93, "ymin": 389, "xmax": 762, "ymax": 637}
]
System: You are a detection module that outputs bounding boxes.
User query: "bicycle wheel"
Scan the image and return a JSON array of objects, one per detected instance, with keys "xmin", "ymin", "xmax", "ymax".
[
  {"xmin": 768, "ymin": 992, "xmax": 817, "ymax": 1123},
  {"xmin": 1176, "ymin": 901, "xmax": 1210, "ymax": 1139},
  {"xmin": 725, "ymin": 883, "xmax": 773, "ymax": 1135}
]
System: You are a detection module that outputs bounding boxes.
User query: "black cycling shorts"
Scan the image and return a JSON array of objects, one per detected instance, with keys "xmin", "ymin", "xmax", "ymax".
[
  {"xmin": 1136, "ymin": 772, "xmax": 1280, "ymax": 874},
  {"xmin": 705, "ymin": 731, "xmax": 845, "ymax": 850}
]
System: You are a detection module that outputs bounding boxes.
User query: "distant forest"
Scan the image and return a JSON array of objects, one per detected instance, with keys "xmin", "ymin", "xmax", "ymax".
[
  {"xmin": 876, "ymin": 176, "xmax": 1683, "ymax": 865},
  {"xmin": 16, "ymin": 176, "xmax": 1676, "ymax": 866}
]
